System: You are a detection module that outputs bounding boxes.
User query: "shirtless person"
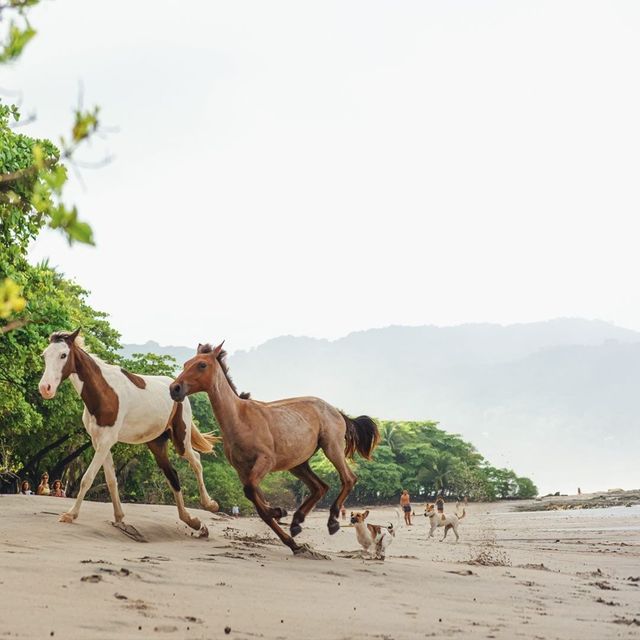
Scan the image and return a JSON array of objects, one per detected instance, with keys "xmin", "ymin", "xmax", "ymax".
[{"xmin": 400, "ymin": 489, "xmax": 412, "ymax": 526}]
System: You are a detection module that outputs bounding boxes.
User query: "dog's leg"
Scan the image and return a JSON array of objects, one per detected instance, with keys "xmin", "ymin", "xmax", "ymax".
[{"xmin": 453, "ymin": 524, "xmax": 459, "ymax": 543}]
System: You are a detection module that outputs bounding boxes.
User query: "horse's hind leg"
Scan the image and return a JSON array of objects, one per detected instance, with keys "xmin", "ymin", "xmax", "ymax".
[
  {"xmin": 321, "ymin": 441, "xmax": 357, "ymax": 535},
  {"xmin": 289, "ymin": 462, "xmax": 329, "ymax": 537},
  {"xmin": 170, "ymin": 404, "xmax": 219, "ymax": 514},
  {"xmin": 183, "ymin": 447, "xmax": 219, "ymax": 513},
  {"xmin": 147, "ymin": 433, "xmax": 203, "ymax": 532}
]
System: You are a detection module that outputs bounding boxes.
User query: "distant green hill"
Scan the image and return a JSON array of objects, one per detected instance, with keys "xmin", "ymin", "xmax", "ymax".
[{"xmin": 119, "ymin": 340, "xmax": 193, "ymax": 368}]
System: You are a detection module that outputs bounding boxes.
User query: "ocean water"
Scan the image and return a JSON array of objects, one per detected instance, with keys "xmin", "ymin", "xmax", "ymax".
[{"xmin": 495, "ymin": 504, "xmax": 640, "ymax": 532}]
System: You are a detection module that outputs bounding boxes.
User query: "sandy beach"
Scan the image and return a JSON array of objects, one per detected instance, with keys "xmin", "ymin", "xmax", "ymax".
[{"xmin": 1, "ymin": 495, "xmax": 639, "ymax": 639}]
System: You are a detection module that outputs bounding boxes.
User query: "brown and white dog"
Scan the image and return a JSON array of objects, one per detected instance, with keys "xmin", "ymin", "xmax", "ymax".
[
  {"xmin": 424, "ymin": 503, "xmax": 465, "ymax": 542},
  {"xmin": 350, "ymin": 510, "xmax": 395, "ymax": 560}
]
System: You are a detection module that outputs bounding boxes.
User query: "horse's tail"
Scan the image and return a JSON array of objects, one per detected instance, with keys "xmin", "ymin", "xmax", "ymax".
[
  {"xmin": 342, "ymin": 413, "xmax": 380, "ymax": 460},
  {"xmin": 190, "ymin": 423, "xmax": 222, "ymax": 454}
]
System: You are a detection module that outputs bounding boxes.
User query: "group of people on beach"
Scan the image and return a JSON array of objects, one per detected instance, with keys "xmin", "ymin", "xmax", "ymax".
[
  {"xmin": 20, "ymin": 472, "xmax": 66, "ymax": 497},
  {"xmin": 400, "ymin": 490, "xmax": 465, "ymax": 525},
  {"xmin": 338, "ymin": 489, "xmax": 457, "ymax": 527}
]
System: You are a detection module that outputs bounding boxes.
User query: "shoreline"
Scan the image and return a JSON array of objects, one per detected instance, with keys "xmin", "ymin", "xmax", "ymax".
[{"xmin": 515, "ymin": 488, "xmax": 640, "ymax": 512}]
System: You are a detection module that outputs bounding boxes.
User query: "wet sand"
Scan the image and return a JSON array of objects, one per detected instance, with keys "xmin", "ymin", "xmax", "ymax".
[{"xmin": 1, "ymin": 495, "xmax": 639, "ymax": 639}]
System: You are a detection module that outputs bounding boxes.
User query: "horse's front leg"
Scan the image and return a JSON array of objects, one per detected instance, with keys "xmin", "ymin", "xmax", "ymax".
[
  {"xmin": 59, "ymin": 432, "xmax": 117, "ymax": 523},
  {"xmin": 242, "ymin": 454, "xmax": 301, "ymax": 553},
  {"xmin": 102, "ymin": 451, "xmax": 125, "ymax": 523}
]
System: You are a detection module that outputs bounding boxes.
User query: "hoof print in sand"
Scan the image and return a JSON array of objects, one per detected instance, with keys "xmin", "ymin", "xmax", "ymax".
[
  {"xmin": 80, "ymin": 574, "xmax": 102, "ymax": 583},
  {"xmin": 112, "ymin": 521, "xmax": 147, "ymax": 543}
]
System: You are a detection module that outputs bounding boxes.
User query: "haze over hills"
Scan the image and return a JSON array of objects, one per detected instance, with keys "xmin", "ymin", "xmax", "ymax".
[{"xmin": 122, "ymin": 319, "xmax": 640, "ymax": 494}]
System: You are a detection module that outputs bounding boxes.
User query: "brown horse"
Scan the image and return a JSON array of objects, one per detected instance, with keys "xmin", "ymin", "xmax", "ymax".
[{"xmin": 169, "ymin": 342, "xmax": 379, "ymax": 555}]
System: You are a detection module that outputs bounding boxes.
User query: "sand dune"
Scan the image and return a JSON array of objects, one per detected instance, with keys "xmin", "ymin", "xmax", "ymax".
[{"xmin": 1, "ymin": 495, "xmax": 639, "ymax": 639}]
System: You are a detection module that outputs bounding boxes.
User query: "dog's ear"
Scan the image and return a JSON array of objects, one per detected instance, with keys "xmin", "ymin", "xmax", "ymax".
[{"xmin": 363, "ymin": 510, "xmax": 369, "ymax": 519}]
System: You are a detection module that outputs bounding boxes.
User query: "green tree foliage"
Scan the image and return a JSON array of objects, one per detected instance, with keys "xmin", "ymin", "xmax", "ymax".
[
  {"xmin": 1, "ymin": 1, "xmax": 103, "ymax": 333},
  {"xmin": 0, "ymin": 262, "xmax": 121, "ymax": 488},
  {"xmin": 301, "ymin": 420, "xmax": 537, "ymax": 507}
]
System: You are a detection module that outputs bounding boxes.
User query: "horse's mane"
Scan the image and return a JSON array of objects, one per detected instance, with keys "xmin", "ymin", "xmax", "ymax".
[
  {"xmin": 199, "ymin": 343, "xmax": 250, "ymax": 399},
  {"xmin": 49, "ymin": 331, "xmax": 86, "ymax": 351}
]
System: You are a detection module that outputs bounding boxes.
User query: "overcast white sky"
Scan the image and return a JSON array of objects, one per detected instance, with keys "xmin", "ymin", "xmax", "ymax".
[{"xmin": 4, "ymin": 0, "xmax": 640, "ymax": 350}]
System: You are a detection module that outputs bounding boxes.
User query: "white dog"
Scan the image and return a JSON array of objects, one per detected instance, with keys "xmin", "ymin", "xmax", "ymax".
[
  {"xmin": 350, "ymin": 510, "xmax": 395, "ymax": 560},
  {"xmin": 425, "ymin": 503, "xmax": 465, "ymax": 542}
]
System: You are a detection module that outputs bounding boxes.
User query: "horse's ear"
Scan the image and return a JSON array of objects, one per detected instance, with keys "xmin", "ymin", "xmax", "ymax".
[
  {"xmin": 213, "ymin": 340, "xmax": 225, "ymax": 357},
  {"xmin": 197, "ymin": 343, "xmax": 204, "ymax": 354},
  {"xmin": 67, "ymin": 327, "xmax": 81, "ymax": 343}
]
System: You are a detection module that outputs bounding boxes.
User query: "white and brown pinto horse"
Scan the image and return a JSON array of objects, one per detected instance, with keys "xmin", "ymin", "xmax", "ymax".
[
  {"xmin": 38, "ymin": 329, "xmax": 219, "ymax": 535},
  {"xmin": 170, "ymin": 342, "xmax": 380, "ymax": 556}
]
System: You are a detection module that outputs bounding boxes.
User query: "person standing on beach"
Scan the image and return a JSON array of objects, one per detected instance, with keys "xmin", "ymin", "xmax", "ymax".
[
  {"xmin": 36, "ymin": 473, "xmax": 50, "ymax": 496},
  {"xmin": 400, "ymin": 489, "xmax": 412, "ymax": 525}
]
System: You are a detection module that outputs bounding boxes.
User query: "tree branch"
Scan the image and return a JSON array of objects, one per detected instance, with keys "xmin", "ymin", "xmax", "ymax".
[
  {"xmin": 23, "ymin": 427, "xmax": 84, "ymax": 475},
  {"xmin": 50, "ymin": 440, "xmax": 92, "ymax": 481}
]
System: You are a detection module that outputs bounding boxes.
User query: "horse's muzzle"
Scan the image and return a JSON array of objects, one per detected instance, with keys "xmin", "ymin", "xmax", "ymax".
[
  {"xmin": 169, "ymin": 382, "xmax": 187, "ymax": 402},
  {"xmin": 38, "ymin": 381, "xmax": 55, "ymax": 399}
]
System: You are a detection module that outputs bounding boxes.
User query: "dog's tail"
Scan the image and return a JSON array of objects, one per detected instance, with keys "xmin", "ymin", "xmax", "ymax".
[
  {"xmin": 342, "ymin": 413, "xmax": 380, "ymax": 460},
  {"xmin": 457, "ymin": 508, "xmax": 466, "ymax": 520}
]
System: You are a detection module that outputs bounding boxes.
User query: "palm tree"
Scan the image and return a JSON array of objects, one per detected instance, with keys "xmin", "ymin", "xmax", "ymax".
[
  {"xmin": 427, "ymin": 453, "xmax": 458, "ymax": 495},
  {"xmin": 378, "ymin": 422, "xmax": 401, "ymax": 454}
]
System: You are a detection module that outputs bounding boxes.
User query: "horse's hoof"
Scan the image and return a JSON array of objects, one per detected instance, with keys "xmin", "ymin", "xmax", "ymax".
[
  {"xmin": 203, "ymin": 500, "xmax": 219, "ymax": 513},
  {"xmin": 196, "ymin": 524, "xmax": 209, "ymax": 539},
  {"xmin": 293, "ymin": 543, "xmax": 331, "ymax": 560},
  {"xmin": 328, "ymin": 520, "xmax": 340, "ymax": 535},
  {"xmin": 59, "ymin": 512, "xmax": 76, "ymax": 523},
  {"xmin": 290, "ymin": 523, "xmax": 302, "ymax": 537},
  {"xmin": 273, "ymin": 507, "xmax": 287, "ymax": 520}
]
